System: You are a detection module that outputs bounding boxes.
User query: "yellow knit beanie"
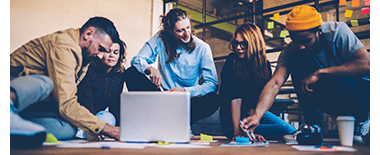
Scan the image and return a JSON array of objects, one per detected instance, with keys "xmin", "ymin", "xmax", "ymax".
[{"xmin": 286, "ymin": 5, "xmax": 323, "ymax": 31}]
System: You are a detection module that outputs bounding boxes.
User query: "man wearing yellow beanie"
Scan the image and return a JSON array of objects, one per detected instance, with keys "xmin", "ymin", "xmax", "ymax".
[{"xmin": 240, "ymin": 5, "xmax": 370, "ymax": 144}]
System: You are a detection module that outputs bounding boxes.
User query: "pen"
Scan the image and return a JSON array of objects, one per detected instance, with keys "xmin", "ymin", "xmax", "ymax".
[
  {"xmin": 239, "ymin": 120, "xmax": 253, "ymax": 141},
  {"xmin": 250, "ymin": 132, "xmax": 256, "ymax": 140}
]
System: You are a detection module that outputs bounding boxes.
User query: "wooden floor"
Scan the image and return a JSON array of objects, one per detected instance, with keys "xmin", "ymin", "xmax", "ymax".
[{"xmin": 11, "ymin": 136, "xmax": 370, "ymax": 155}]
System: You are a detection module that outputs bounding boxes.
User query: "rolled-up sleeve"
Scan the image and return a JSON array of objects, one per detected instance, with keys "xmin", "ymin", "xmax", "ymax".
[{"xmin": 131, "ymin": 36, "xmax": 159, "ymax": 74}]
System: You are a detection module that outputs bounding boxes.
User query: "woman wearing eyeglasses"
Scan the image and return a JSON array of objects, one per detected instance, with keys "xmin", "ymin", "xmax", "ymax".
[{"xmin": 219, "ymin": 23, "xmax": 296, "ymax": 141}]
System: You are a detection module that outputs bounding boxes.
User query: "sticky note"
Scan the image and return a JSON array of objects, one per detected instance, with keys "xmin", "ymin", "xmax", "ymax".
[
  {"xmin": 267, "ymin": 22, "xmax": 274, "ymax": 29},
  {"xmin": 200, "ymin": 133, "xmax": 213, "ymax": 141},
  {"xmin": 157, "ymin": 141, "xmax": 171, "ymax": 145},
  {"xmin": 235, "ymin": 137, "xmax": 250, "ymax": 143},
  {"xmin": 339, "ymin": 0, "xmax": 346, "ymax": 6},
  {"xmin": 344, "ymin": 10, "xmax": 353, "ymax": 17},
  {"xmin": 361, "ymin": 7, "xmax": 369, "ymax": 14},
  {"xmin": 364, "ymin": 0, "xmax": 370, "ymax": 6},
  {"xmin": 352, "ymin": 0, "xmax": 359, "ymax": 7},
  {"xmin": 273, "ymin": 13, "xmax": 280, "ymax": 20},
  {"xmin": 280, "ymin": 30, "xmax": 287, "ymax": 38},
  {"xmin": 45, "ymin": 134, "xmax": 61, "ymax": 143},
  {"xmin": 350, "ymin": 20, "xmax": 359, "ymax": 27}
]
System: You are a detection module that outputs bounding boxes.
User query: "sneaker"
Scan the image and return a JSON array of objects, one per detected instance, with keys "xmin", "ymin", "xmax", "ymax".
[
  {"xmin": 10, "ymin": 100, "xmax": 47, "ymax": 148},
  {"xmin": 355, "ymin": 117, "xmax": 370, "ymax": 137}
]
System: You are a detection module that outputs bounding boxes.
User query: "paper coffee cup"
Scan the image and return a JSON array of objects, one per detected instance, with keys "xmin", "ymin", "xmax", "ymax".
[{"xmin": 336, "ymin": 116, "xmax": 356, "ymax": 146}]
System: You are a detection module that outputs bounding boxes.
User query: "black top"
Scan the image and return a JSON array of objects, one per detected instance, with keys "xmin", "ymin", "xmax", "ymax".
[{"xmin": 219, "ymin": 53, "xmax": 272, "ymax": 111}]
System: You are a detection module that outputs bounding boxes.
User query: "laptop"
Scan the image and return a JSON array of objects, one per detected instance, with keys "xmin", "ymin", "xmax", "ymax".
[{"xmin": 120, "ymin": 91, "xmax": 190, "ymax": 143}]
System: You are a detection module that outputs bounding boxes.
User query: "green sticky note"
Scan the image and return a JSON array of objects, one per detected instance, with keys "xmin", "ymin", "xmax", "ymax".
[
  {"xmin": 280, "ymin": 30, "xmax": 287, "ymax": 38},
  {"xmin": 200, "ymin": 133, "xmax": 213, "ymax": 141},
  {"xmin": 351, "ymin": 20, "xmax": 359, "ymax": 27},
  {"xmin": 46, "ymin": 133, "xmax": 61, "ymax": 143},
  {"xmin": 267, "ymin": 22, "xmax": 274, "ymax": 29},
  {"xmin": 273, "ymin": 12, "xmax": 280, "ymax": 20},
  {"xmin": 344, "ymin": 10, "xmax": 353, "ymax": 17},
  {"xmin": 157, "ymin": 141, "xmax": 171, "ymax": 145}
]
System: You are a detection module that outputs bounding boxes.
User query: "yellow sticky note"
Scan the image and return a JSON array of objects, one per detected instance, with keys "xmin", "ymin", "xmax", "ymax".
[
  {"xmin": 200, "ymin": 133, "xmax": 213, "ymax": 141},
  {"xmin": 339, "ymin": 0, "xmax": 346, "ymax": 6},
  {"xmin": 344, "ymin": 10, "xmax": 353, "ymax": 17},
  {"xmin": 273, "ymin": 12, "xmax": 280, "ymax": 20},
  {"xmin": 351, "ymin": 20, "xmax": 359, "ymax": 27},
  {"xmin": 267, "ymin": 22, "xmax": 274, "ymax": 29},
  {"xmin": 157, "ymin": 141, "xmax": 171, "ymax": 145},
  {"xmin": 45, "ymin": 134, "xmax": 61, "ymax": 143},
  {"xmin": 280, "ymin": 30, "xmax": 287, "ymax": 38},
  {"xmin": 352, "ymin": 0, "xmax": 359, "ymax": 7}
]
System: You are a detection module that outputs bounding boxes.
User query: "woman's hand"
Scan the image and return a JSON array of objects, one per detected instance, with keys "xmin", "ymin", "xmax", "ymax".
[
  {"xmin": 146, "ymin": 67, "xmax": 163, "ymax": 88},
  {"xmin": 252, "ymin": 134, "xmax": 266, "ymax": 142},
  {"xmin": 167, "ymin": 87, "xmax": 186, "ymax": 92}
]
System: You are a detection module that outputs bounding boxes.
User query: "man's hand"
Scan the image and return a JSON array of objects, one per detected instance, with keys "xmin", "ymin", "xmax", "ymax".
[
  {"xmin": 167, "ymin": 87, "xmax": 186, "ymax": 92},
  {"xmin": 100, "ymin": 124, "xmax": 121, "ymax": 141},
  {"xmin": 146, "ymin": 67, "xmax": 163, "ymax": 89},
  {"xmin": 252, "ymin": 134, "xmax": 266, "ymax": 142},
  {"xmin": 302, "ymin": 70, "xmax": 320, "ymax": 96},
  {"xmin": 240, "ymin": 115, "xmax": 260, "ymax": 133}
]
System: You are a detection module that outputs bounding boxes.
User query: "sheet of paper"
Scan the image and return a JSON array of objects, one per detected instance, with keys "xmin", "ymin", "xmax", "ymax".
[
  {"xmin": 189, "ymin": 140, "xmax": 218, "ymax": 145},
  {"xmin": 152, "ymin": 144, "xmax": 212, "ymax": 148},
  {"xmin": 56, "ymin": 141, "xmax": 148, "ymax": 149},
  {"xmin": 220, "ymin": 141, "xmax": 269, "ymax": 147},
  {"xmin": 292, "ymin": 145, "xmax": 357, "ymax": 152},
  {"xmin": 339, "ymin": 0, "xmax": 346, "ymax": 6},
  {"xmin": 344, "ymin": 10, "xmax": 353, "ymax": 18}
]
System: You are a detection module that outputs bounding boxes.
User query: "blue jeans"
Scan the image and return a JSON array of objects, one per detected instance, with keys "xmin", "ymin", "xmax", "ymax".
[
  {"xmin": 289, "ymin": 56, "xmax": 370, "ymax": 125},
  {"xmin": 76, "ymin": 110, "xmax": 116, "ymax": 138},
  {"xmin": 220, "ymin": 106, "xmax": 296, "ymax": 140},
  {"xmin": 11, "ymin": 75, "xmax": 77, "ymax": 140}
]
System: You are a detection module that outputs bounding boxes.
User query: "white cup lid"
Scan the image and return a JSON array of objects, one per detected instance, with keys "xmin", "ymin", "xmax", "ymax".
[{"xmin": 336, "ymin": 116, "xmax": 356, "ymax": 121}]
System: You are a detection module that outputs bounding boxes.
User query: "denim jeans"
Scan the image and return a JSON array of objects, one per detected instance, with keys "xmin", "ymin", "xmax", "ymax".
[
  {"xmin": 11, "ymin": 75, "xmax": 77, "ymax": 140},
  {"xmin": 219, "ymin": 107, "xmax": 296, "ymax": 140},
  {"xmin": 76, "ymin": 110, "xmax": 116, "ymax": 138},
  {"xmin": 289, "ymin": 56, "xmax": 370, "ymax": 125}
]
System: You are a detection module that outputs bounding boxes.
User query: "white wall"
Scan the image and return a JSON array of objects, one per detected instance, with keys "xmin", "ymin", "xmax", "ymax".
[{"xmin": 10, "ymin": 0, "xmax": 155, "ymax": 69}]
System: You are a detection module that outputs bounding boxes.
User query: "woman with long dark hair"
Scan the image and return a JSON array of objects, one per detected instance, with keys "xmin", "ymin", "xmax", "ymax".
[{"xmin": 219, "ymin": 23, "xmax": 295, "ymax": 141}]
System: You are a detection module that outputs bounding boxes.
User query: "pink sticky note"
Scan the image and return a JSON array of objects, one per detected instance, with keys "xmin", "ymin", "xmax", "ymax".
[
  {"xmin": 344, "ymin": 10, "xmax": 353, "ymax": 17},
  {"xmin": 352, "ymin": 0, "xmax": 359, "ymax": 7},
  {"xmin": 364, "ymin": 0, "xmax": 370, "ymax": 6},
  {"xmin": 361, "ymin": 7, "xmax": 369, "ymax": 14}
]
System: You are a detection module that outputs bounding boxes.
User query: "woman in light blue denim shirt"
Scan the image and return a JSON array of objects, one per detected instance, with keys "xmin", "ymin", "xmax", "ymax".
[{"xmin": 125, "ymin": 8, "xmax": 219, "ymax": 125}]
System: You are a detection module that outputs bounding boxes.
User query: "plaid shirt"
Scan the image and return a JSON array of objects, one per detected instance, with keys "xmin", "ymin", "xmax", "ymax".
[{"xmin": 77, "ymin": 64, "xmax": 124, "ymax": 125}]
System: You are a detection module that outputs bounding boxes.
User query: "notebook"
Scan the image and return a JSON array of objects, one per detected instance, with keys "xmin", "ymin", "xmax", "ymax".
[{"xmin": 120, "ymin": 91, "xmax": 191, "ymax": 143}]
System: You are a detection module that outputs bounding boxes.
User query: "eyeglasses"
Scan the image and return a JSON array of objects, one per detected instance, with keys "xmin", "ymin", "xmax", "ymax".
[{"xmin": 232, "ymin": 40, "xmax": 248, "ymax": 50}]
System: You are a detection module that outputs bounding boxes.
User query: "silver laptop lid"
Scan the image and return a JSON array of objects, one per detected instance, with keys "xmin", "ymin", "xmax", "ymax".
[{"xmin": 120, "ymin": 91, "xmax": 190, "ymax": 143}]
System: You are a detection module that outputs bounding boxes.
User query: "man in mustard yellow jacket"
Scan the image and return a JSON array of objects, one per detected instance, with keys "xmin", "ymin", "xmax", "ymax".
[{"xmin": 10, "ymin": 17, "xmax": 121, "ymax": 142}]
